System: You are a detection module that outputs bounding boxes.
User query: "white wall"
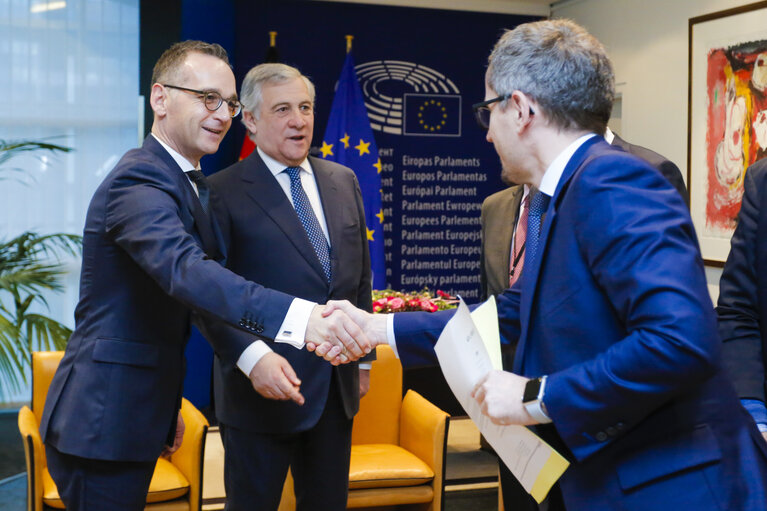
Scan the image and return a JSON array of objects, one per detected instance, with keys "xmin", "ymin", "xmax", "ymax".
[{"xmin": 551, "ymin": 0, "xmax": 757, "ymax": 302}]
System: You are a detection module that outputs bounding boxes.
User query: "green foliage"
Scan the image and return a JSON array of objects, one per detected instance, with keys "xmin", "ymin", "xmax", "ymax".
[{"xmin": 0, "ymin": 140, "xmax": 80, "ymax": 399}]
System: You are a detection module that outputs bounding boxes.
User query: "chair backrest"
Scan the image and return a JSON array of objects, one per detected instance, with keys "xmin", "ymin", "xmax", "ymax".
[
  {"xmin": 351, "ymin": 344, "xmax": 402, "ymax": 445},
  {"xmin": 31, "ymin": 351, "xmax": 64, "ymax": 424}
]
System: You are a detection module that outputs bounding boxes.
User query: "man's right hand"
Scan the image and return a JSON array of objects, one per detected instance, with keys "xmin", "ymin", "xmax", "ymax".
[
  {"xmin": 305, "ymin": 303, "xmax": 373, "ymax": 363},
  {"xmin": 248, "ymin": 352, "xmax": 304, "ymax": 405},
  {"xmin": 307, "ymin": 300, "xmax": 388, "ymax": 364}
]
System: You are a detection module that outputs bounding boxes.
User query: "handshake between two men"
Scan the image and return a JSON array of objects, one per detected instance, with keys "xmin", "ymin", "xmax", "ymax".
[{"xmin": 300, "ymin": 300, "xmax": 532, "ymax": 429}]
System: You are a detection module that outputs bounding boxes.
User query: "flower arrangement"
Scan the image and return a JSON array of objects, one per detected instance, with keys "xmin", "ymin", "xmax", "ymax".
[{"xmin": 372, "ymin": 288, "xmax": 458, "ymax": 313}]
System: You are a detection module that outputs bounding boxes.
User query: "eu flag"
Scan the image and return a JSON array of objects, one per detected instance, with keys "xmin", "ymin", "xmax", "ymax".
[{"xmin": 321, "ymin": 52, "xmax": 385, "ymax": 289}]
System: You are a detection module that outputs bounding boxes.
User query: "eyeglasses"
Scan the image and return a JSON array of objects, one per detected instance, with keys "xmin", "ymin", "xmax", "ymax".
[
  {"xmin": 471, "ymin": 94, "xmax": 534, "ymax": 130},
  {"xmin": 163, "ymin": 84, "xmax": 242, "ymax": 118},
  {"xmin": 472, "ymin": 95, "xmax": 509, "ymax": 130}
]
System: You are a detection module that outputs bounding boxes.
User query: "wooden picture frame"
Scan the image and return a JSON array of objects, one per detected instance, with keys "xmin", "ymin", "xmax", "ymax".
[{"xmin": 688, "ymin": 1, "xmax": 767, "ymax": 265}]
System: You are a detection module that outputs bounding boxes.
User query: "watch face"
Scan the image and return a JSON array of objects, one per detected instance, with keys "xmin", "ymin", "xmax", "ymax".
[{"xmin": 523, "ymin": 377, "xmax": 542, "ymax": 403}]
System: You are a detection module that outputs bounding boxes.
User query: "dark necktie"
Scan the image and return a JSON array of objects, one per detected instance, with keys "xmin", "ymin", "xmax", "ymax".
[
  {"xmin": 186, "ymin": 170, "xmax": 209, "ymax": 214},
  {"xmin": 509, "ymin": 193, "xmax": 531, "ymax": 287},
  {"xmin": 526, "ymin": 191, "xmax": 550, "ymax": 267},
  {"xmin": 285, "ymin": 166, "xmax": 332, "ymax": 282}
]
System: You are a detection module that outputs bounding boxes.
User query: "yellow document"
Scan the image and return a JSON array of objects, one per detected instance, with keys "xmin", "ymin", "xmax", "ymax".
[{"xmin": 433, "ymin": 298, "xmax": 569, "ymax": 503}]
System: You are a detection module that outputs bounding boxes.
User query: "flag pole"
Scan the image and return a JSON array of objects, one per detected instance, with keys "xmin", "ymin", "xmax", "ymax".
[
  {"xmin": 345, "ymin": 35, "xmax": 353, "ymax": 54},
  {"xmin": 269, "ymin": 31, "xmax": 277, "ymax": 47}
]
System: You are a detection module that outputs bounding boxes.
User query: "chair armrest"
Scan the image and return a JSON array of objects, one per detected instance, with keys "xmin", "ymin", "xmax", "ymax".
[
  {"xmin": 170, "ymin": 398, "xmax": 209, "ymax": 511},
  {"xmin": 18, "ymin": 405, "xmax": 45, "ymax": 511},
  {"xmin": 399, "ymin": 390, "xmax": 450, "ymax": 511},
  {"xmin": 399, "ymin": 390, "xmax": 449, "ymax": 471}
]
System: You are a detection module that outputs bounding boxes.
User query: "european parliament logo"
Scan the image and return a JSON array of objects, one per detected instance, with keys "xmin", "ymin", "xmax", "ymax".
[
  {"xmin": 403, "ymin": 94, "xmax": 461, "ymax": 137},
  {"xmin": 355, "ymin": 60, "xmax": 462, "ymax": 137}
]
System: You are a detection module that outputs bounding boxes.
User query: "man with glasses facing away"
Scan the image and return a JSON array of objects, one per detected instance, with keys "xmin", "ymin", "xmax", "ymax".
[
  {"xmin": 477, "ymin": 119, "xmax": 687, "ymax": 511},
  {"xmin": 313, "ymin": 19, "xmax": 767, "ymax": 510},
  {"xmin": 202, "ymin": 63, "xmax": 374, "ymax": 511},
  {"xmin": 40, "ymin": 41, "xmax": 370, "ymax": 511}
]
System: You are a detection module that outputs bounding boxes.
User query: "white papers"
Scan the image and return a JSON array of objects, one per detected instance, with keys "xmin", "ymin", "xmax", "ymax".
[{"xmin": 433, "ymin": 298, "xmax": 569, "ymax": 503}]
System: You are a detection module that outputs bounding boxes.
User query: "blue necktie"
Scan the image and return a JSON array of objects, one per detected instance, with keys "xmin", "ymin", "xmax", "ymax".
[
  {"xmin": 285, "ymin": 167, "xmax": 332, "ymax": 282},
  {"xmin": 186, "ymin": 170, "xmax": 209, "ymax": 214},
  {"xmin": 526, "ymin": 191, "xmax": 550, "ymax": 266}
]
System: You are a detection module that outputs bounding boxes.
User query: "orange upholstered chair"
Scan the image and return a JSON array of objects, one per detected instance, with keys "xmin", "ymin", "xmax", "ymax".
[
  {"xmin": 279, "ymin": 345, "xmax": 450, "ymax": 511},
  {"xmin": 17, "ymin": 351, "xmax": 209, "ymax": 511}
]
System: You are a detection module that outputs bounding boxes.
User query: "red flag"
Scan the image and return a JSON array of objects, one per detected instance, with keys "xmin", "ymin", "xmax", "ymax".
[{"xmin": 239, "ymin": 135, "xmax": 255, "ymax": 160}]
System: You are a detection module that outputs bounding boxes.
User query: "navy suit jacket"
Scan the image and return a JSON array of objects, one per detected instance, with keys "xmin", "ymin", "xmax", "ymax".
[
  {"xmin": 718, "ymin": 158, "xmax": 767, "ymax": 402},
  {"xmin": 205, "ymin": 152, "xmax": 373, "ymax": 434},
  {"xmin": 393, "ymin": 138, "xmax": 767, "ymax": 509},
  {"xmin": 41, "ymin": 136, "xmax": 296, "ymax": 462}
]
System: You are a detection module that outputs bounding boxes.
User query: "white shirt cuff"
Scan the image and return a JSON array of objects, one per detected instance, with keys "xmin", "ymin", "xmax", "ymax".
[
  {"xmin": 275, "ymin": 298, "xmax": 316, "ymax": 349},
  {"xmin": 386, "ymin": 314, "xmax": 400, "ymax": 359},
  {"xmin": 236, "ymin": 340, "xmax": 273, "ymax": 376}
]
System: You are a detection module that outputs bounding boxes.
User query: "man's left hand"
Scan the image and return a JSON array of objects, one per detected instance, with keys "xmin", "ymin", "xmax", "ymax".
[
  {"xmin": 161, "ymin": 413, "xmax": 185, "ymax": 458},
  {"xmin": 472, "ymin": 371, "xmax": 538, "ymax": 426}
]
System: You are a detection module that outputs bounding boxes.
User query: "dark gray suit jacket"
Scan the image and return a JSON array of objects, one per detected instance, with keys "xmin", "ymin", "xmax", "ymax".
[{"xmin": 206, "ymin": 152, "xmax": 373, "ymax": 434}]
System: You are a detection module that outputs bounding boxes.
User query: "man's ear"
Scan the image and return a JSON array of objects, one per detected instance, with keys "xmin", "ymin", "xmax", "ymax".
[
  {"xmin": 242, "ymin": 110, "xmax": 258, "ymax": 137},
  {"xmin": 150, "ymin": 83, "xmax": 168, "ymax": 118},
  {"xmin": 508, "ymin": 91, "xmax": 535, "ymax": 129}
]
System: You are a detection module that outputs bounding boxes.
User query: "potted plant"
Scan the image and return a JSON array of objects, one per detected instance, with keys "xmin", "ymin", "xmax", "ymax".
[{"xmin": 0, "ymin": 139, "xmax": 81, "ymax": 400}]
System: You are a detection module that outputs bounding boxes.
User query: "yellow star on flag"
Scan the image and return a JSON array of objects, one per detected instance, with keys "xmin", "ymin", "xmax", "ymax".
[
  {"xmin": 373, "ymin": 158, "xmax": 382, "ymax": 174},
  {"xmin": 340, "ymin": 133, "xmax": 350, "ymax": 149},
  {"xmin": 375, "ymin": 209, "xmax": 384, "ymax": 224},
  {"xmin": 355, "ymin": 139, "xmax": 370, "ymax": 156},
  {"xmin": 366, "ymin": 227, "xmax": 375, "ymax": 241},
  {"xmin": 319, "ymin": 141, "xmax": 334, "ymax": 158}
]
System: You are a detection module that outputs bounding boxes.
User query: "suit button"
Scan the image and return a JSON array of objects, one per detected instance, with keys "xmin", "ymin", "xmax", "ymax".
[
  {"xmin": 255, "ymin": 324, "xmax": 264, "ymax": 333},
  {"xmin": 239, "ymin": 320, "xmax": 246, "ymax": 327},
  {"xmin": 595, "ymin": 431, "xmax": 608, "ymax": 442},
  {"xmin": 606, "ymin": 426, "xmax": 617, "ymax": 437},
  {"xmin": 616, "ymin": 422, "xmax": 625, "ymax": 431}
]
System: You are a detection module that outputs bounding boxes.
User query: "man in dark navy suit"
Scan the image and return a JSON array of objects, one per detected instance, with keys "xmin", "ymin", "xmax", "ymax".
[
  {"xmin": 479, "ymin": 126, "xmax": 688, "ymax": 511},
  {"xmin": 204, "ymin": 63, "xmax": 374, "ymax": 511},
  {"xmin": 316, "ymin": 19, "xmax": 767, "ymax": 510},
  {"xmin": 718, "ymin": 157, "xmax": 767, "ymax": 444},
  {"xmin": 40, "ymin": 41, "xmax": 370, "ymax": 511}
]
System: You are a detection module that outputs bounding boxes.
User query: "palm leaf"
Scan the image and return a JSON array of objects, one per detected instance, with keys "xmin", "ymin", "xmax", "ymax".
[
  {"xmin": 0, "ymin": 139, "xmax": 72, "ymax": 170},
  {"xmin": 25, "ymin": 314, "xmax": 71, "ymax": 352},
  {"xmin": 0, "ymin": 139, "xmax": 80, "ymax": 401}
]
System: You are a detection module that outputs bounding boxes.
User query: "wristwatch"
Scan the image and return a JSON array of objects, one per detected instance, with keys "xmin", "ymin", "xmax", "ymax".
[{"xmin": 522, "ymin": 376, "xmax": 552, "ymax": 423}]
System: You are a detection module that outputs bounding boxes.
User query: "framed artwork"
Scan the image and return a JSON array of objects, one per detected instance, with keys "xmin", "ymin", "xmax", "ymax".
[{"xmin": 688, "ymin": 1, "xmax": 767, "ymax": 265}]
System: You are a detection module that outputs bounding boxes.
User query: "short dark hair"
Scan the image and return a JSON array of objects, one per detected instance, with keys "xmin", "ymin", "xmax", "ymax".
[
  {"xmin": 487, "ymin": 19, "xmax": 615, "ymax": 134},
  {"xmin": 151, "ymin": 40, "xmax": 230, "ymax": 86}
]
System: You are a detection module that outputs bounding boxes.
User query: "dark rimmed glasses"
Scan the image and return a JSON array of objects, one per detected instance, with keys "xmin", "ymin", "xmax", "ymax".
[
  {"xmin": 163, "ymin": 84, "xmax": 242, "ymax": 118},
  {"xmin": 472, "ymin": 94, "xmax": 510, "ymax": 130},
  {"xmin": 471, "ymin": 94, "xmax": 534, "ymax": 130}
]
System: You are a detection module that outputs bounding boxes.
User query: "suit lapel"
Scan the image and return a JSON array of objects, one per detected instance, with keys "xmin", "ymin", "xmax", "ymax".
[
  {"xmin": 241, "ymin": 153, "xmax": 329, "ymax": 281},
  {"xmin": 489, "ymin": 187, "xmax": 523, "ymax": 293},
  {"xmin": 143, "ymin": 136, "xmax": 223, "ymax": 260},
  {"xmin": 516, "ymin": 137, "xmax": 603, "ymax": 371},
  {"xmin": 310, "ymin": 157, "xmax": 343, "ymax": 290}
]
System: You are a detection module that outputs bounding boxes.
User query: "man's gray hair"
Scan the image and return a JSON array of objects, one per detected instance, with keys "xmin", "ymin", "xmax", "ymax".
[
  {"xmin": 240, "ymin": 63, "xmax": 315, "ymax": 120},
  {"xmin": 487, "ymin": 19, "xmax": 615, "ymax": 134}
]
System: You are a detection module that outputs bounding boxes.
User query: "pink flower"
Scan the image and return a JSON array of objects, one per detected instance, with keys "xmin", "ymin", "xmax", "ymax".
[{"xmin": 389, "ymin": 297, "xmax": 405, "ymax": 311}]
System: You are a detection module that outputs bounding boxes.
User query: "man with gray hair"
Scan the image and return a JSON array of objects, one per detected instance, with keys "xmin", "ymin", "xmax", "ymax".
[
  {"xmin": 314, "ymin": 19, "xmax": 767, "ymax": 509},
  {"xmin": 204, "ymin": 62, "xmax": 374, "ymax": 510}
]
